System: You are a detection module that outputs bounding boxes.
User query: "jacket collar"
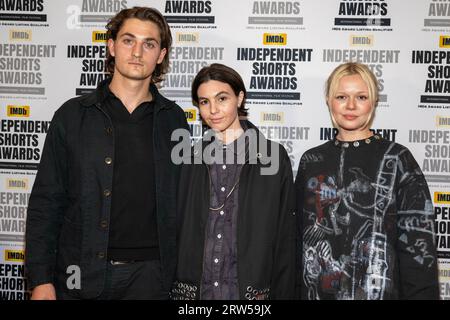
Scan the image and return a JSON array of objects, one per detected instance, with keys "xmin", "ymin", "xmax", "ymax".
[{"xmin": 79, "ymin": 77, "xmax": 173, "ymax": 112}]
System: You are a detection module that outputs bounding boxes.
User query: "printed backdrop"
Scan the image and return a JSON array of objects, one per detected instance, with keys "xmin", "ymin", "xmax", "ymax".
[{"xmin": 0, "ymin": 0, "xmax": 449, "ymax": 300}]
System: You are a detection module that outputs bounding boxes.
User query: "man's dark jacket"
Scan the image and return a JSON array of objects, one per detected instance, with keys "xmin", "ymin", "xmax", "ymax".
[{"xmin": 25, "ymin": 79, "xmax": 189, "ymax": 299}]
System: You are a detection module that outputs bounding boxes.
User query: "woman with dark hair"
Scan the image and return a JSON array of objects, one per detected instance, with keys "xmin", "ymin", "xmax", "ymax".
[
  {"xmin": 171, "ymin": 63, "xmax": 296, "ymax": 300},
  {"xmin": 296, "ymin": 62, "xmax": 439, "ymax": 300}
]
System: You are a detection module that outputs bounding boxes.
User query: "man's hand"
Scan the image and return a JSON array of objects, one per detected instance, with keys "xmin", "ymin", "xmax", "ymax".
[{"xmin": 31, "ymin": 283, "xmax": 56, "ymax": 300}]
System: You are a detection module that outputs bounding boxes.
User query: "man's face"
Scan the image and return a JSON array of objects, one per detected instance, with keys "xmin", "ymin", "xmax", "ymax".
[{"xmin": 107, "ymin": 18, "xmax": 166, "ymax": 81}]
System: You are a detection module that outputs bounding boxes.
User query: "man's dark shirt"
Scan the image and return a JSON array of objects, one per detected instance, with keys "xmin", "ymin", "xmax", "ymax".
[{"xmin": 104, "ymin": 87, "xmax": 159, "ymax": 261}]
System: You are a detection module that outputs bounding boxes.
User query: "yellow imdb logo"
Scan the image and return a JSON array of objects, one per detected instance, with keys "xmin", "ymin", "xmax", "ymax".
[
  {"xmin": 9, "ymin": 29, "xmax": 32, "ymax": 41},
  {"xmin": 6, "ymin": 178, "xmax": 28, "ymax": 190},
  {"xmin": 92, "ymin": 31, "xmax": 107, "ymax": 43},
  {"xmin": 260, "ymin": 112, "xmax": 284, "ymax": 123},
  {"xmin": 184, "ymin": 108, "xmax": 197, "ymax": 122},
  {"xmin": 434, "ymin": 192, "xmax": 450, "ymax": 204},
  {"xmin": 439, "ymin": 268, "xmax": 450, "ymax": 281},
  {"xmin": 440, "ymin": 36, "xmax": 450, "ymax": 48},
  {"xmin": 7, "ymin": 105, "xmax": 29, "ymax": 117},
  {"xmin": 5, "ymin": 250, "xmax": 25, "ymax": 262},
  {"xmin": 263, "ymin": 33, "xmax": 287, "ymax": 45},
  {"xmin": 350, "ymin": 35, "xmax": 373, "ymax": 47},
  {"xmin": 436, "ymin": 115, "xmax": 450, "ymax": 127},
  {"xmin": 176, "ymin": 32, "xmax": 199, "ymax": 43}
]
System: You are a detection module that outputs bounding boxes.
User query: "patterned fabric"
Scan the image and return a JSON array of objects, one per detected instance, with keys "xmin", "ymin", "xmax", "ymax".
[{"xmin": 296, "ymin": 135, "xmax": 440, "ymax": 300}]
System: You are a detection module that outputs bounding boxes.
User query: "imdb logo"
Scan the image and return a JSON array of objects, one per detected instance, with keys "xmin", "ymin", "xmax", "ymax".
[
  {"xmin": 439, "ymin": 268, "xmax": 450, "ymax": 281},
  {"xmin": 176, "ymin": 32, "xmax": 199, "ymax": 43},
  {"xmin": 7, "ymin": 105, "xmax": 29, "ymax": 117},
  {"xmin": 440, "ymin": 35, "xmax": 450, "ymax": 48},
  {"xmin": 436, "ymin": 116, "xmax": 450, "ymax": 127},
  {"xmin": 9, "ymin": 29, "xmax": 32, "ymax": 41},
  {"xmin": 6, "ymin": 178, "xmax": 28, "ymax": 190},
  {"xmin": 92, "ymin": 31, "xmax": 107, "ymax": 43},
  {"xmin": 350, "ymin": 35, "xmax": 373, "ymax": 47},
  {"xmin": 185, "ymin": 108, "xmax": 197, "ymax": 122},
  {"xmin": 263, "ymin": 33, "xmax": 287, "ymax": 46},
  {"xmin": 434, "ymin": 192, "xmax": 450, "ymax": 204},
  {"xmin": 260, "ymin": 112, "xmax": 284, "ymax": 124},
  {"xmin": 5, "ymin": 250, "xmax": 25, "ymax": 262}
]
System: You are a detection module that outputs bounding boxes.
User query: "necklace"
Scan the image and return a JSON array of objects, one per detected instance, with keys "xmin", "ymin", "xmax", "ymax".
[
  {"xmin": 207, "ymin": 140, "xmax": 246, "ymax": 211},
  {"xmin": 209, "ymin": 176, "xmax": 241, "ymax": 211}
]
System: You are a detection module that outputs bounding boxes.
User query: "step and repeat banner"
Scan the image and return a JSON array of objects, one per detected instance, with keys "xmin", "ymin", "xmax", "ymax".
[{"xmin": 0, "ymin": 0, "xmax": 449, "ymax": 300}]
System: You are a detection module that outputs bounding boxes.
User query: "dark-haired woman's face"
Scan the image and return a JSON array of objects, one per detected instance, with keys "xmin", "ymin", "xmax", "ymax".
[{"xmin": 197, "ymin": 80, "xmax": 244, "ymax": 137}]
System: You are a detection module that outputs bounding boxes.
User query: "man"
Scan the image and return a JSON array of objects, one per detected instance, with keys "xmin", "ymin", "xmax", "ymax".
[{"xmin": 25, "ymin": 7, "xmax": 188, "ymax": 300}]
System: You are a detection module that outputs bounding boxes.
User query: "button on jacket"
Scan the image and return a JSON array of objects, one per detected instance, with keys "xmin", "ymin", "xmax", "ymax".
[{"xmin": 25, "ymin": 79, "xmax": 189, "ymax": 299}]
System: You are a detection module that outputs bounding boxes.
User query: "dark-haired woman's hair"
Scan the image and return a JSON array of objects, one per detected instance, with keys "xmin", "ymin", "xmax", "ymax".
[{"xmin": 192, "ymin": 63, "xmax": 248, "ymax": 117}]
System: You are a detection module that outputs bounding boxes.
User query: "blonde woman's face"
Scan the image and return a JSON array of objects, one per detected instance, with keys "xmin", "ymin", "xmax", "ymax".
[{"xmin": 329, "ymin": 74, "xmax": 374, "ymax": 140}]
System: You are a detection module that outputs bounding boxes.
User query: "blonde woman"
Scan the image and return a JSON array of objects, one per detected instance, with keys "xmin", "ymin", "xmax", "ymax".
[{"xmin": 296, "ymin": 62, "xmax": 439, "ymax": 300}]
